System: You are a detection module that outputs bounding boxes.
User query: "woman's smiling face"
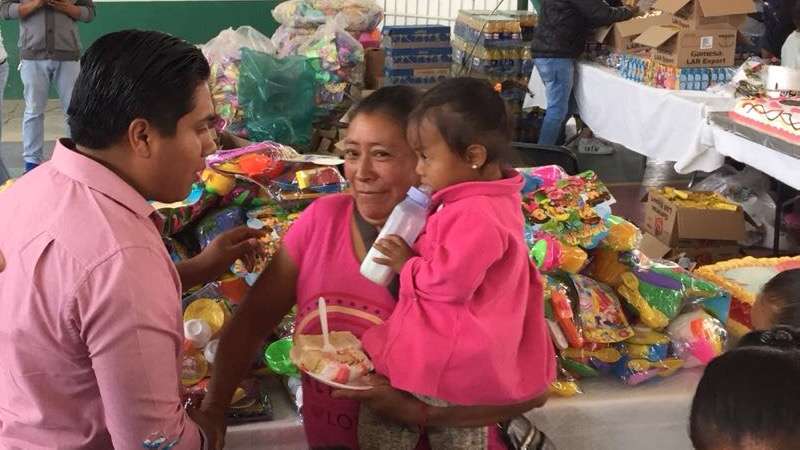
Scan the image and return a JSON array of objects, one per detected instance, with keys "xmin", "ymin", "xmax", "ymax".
[{"xmin": 343, "ymin": 112, "xmax": 420, "ymax": 227}]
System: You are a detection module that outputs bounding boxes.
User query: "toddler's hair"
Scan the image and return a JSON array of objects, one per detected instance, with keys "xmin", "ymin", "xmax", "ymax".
[
  {"xmin": 794, "ymin": 1, "xmax": 800, "ymax": 31},
  {"xmin": 690, "ymin": 326, "xmax": 800, "ymax": 450},
  {"xmin": 760, "ymin": 269, "xmax": 800, "ymax": 328},
  {"xmin": 349, "ymin": 85, "xmax": 422, "ymax": 132},
  {"xmin": 408, "ymin": 77, "xmax": 512, "ymax": 164}
]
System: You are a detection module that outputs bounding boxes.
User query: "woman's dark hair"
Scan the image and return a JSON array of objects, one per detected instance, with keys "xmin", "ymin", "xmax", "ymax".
[
  {"xmin": 760, "ymin": 269, "xmax": 800, "ymax": 328},
  {"xmin": 690, "ymin": 327, "xmax": 800, "ymax": 450},
  {"xmin": 408, "ymin": 77, "xmax": 512, "ymax": 164},
  {"xmin": 348, "ymin": 85, "xmax": 421, "ymax": 132},
  {"xmin": 68, "ymin": 30, "xmax": 211, "ymax": 149}
]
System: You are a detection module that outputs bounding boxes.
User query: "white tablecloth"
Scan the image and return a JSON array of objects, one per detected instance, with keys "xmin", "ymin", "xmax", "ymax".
[
  {"xmin": 526, "ymin": 369, "xmax": 702, "ymax": 450},
  {"xmin": 227, "ymin": 370, "xmax": 701, "ymax": 450},
  {"xmin": 525, "ymin": 62, "xmax": 734, "ymax": 174},
  {"xmin": 708, "ymin": 126, "xmax": 800, "ymax": 191}
]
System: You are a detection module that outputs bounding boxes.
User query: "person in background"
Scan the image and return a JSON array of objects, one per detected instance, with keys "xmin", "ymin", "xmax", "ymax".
[
  {"xmin": 781, "ymin": 1, "xmax": 800, "ymax": 68},
  {"xmin": 0, "ymin": 0, "xmax": 95, "ymax": 173},
  {"xmin": 0, "ymin": 30, "xmax": 255, "ymax": 449},
  {"xmin": 761, "ymin": 0, "xmax": 797, "ymax": 61},
  {"xmin": 750, "ymin": 269, "xmax": 800, "ymax": 330},
  {"xmin": 531, "ymin": 0, "xmax": 636, "ymax": 145},
  {"xmin": 690, "ymin": 326, "xmax": 800, "ymax": 450}
]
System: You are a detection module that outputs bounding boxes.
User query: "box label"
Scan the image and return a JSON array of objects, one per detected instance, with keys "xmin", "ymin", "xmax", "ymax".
[{"xmin": 700, "ymin": 36, "xmax": 713, "ymax": 50}]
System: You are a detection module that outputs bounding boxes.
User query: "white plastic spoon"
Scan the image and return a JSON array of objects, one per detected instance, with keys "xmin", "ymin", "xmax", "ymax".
[{"xmin": 318, "ymin": 297, "xmax": 336, "ymax": 355}]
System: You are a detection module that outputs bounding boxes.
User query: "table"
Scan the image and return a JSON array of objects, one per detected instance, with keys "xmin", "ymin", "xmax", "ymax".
[
  {"xmin": 525, "ymin": 62, "xmax": 735, "ymax": 174},
  {"xmin": 225, "ymin": 377, "xmax": 308, "ymax": 450},
  {"xmin": 526, "ymin": 368, "xmax": 702, "ymax": 450},
  {"xmin": 707, "ymin": 112, "xmax": 800, "ymax": 191},
  {"xmin": 227, "ymin": 370, "xmax": 702, "ymax": 450}
]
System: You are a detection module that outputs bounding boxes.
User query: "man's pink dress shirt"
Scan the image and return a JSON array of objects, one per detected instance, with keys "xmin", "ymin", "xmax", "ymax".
[{"xmin": 0, "ymin": 140, "xmax": 201, "ymax": 449}]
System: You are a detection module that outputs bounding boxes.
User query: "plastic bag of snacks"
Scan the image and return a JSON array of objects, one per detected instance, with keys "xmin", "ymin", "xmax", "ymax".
[
  {"xmin": 202, "ymin": 26, "xmax": 276, "ymax": 64},
  {"xmin": 603, "ymin": 215, "xmax": 642, "ymax": 252},
  {"xmin": 615, "ymin": 252, "xmax": 730, "ymax": 330},
  {"xmin": 298, "ymin": 17, "xmax": 365, "ymax": 105},
  {"xmin": 571, "ymin": 274, "xmax": 633, "ymax": 344},
  {"xmin": 667, "ymin": 310, "xmax": 727, "ymax": 368},
  {"xmin": 544, "ymin": 276, "xmax": 584, "ymax": 349},
  {"xmin": 272, "ymin": 24, "xmax": 316, "ymax": 58},
  {"xmin": 273, "ymin": 0, "xmax": 383, "ymax": 32},
  {"xmin": 238, "ymin": 49, "xmax": 318, "ymax": 147},
  {"xmin": 207, "ymin": 141, "xmax": 294, "ymax": 187},
  {"xmin": 613, "ymin": 327, "xmax": 683, "ymax": 385}
]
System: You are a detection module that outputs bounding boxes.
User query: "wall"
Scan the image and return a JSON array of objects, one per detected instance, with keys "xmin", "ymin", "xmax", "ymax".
[{"xmin": 0, "ymin": 0, "xmax": 282, "ymax": 99}]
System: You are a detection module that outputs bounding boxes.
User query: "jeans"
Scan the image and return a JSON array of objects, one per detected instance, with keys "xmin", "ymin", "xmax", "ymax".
[
  {"xmin": 21, "ymin": 59, "xmax": 80, "ymax": 164},
  {"xmin": 534, "ymin": 58, "xmax": 577, "ymax": 146},
  {"xmin": 0, "ymin": 61, "xmax": 9, "ymax": 184}
]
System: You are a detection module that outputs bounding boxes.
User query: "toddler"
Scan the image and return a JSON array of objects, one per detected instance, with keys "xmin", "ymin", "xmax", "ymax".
[
  {"xmin": 360, "ymin": 78, "xmax": 556, "ymax": 449},
  {"xmin": 750, "ymin": 269, "xmax": 800, "ymax": 330}
]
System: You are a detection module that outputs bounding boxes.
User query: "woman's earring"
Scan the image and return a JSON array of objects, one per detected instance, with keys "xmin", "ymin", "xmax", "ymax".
[{"xmin": 472, "ymin": 164, "xmax": 479, "ymax": 170}]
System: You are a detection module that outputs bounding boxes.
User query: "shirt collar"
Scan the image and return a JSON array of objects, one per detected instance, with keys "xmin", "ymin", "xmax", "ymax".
[
  {"xmin": 51, "ymin": 139, "xmax": 155, "ymax": 219},
  {"xmin": 431, "ymin": 170, "xmax": 523, "ymax": 207}
]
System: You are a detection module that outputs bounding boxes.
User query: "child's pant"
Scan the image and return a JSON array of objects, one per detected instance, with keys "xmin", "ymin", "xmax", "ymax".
[{"xmin": 358, "ymin": 395, "xmax": 490, "ymax": 450}]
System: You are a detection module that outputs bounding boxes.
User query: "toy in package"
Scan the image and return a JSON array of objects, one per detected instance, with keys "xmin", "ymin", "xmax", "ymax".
[
  {"xmin": 571, "ymin": 274, "xmax": 633, "ymax": 343},
  {"xmin": 668, "ymin": 310, "xmax": 727, "ymax": 368}
]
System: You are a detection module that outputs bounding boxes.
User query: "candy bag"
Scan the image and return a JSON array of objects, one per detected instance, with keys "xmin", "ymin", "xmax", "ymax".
[
  {"xmin": 587, "ymin": 248, "xmax": 628, "ymax": 287},
  {"xmin": 668, "ymin": 310, "xmax": 727, "ymax": 368},
  {"xmin": 612, "ymin": 355, "xmax": 683, "ymax": 386},
  {"xmin": 545, "ymin": 277, "xmax": 583, "ymax": 348},
  {"xmin": 238, "ymin": 49, "xmax": 318, "ymax": 147},
  {"xmin": 571, "ymin": 274, "xmax": 633, "ymax": 343},
  {"xmin": 604, "ymin": 215, "xmax": 642, "ymax": 252}
]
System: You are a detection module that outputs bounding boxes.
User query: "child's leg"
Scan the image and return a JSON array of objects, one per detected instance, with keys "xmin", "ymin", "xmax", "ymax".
[
  {"xmin": 357, "ymin": 403, "xmax": 421, "ymax": 450},
  {"xmin": 416, "ymin": 396, "xmax": 491, "ymax": 450}
]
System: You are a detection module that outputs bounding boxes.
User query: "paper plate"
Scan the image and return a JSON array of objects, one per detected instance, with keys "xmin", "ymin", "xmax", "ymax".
[{"xmin": 290, "ymin": 346, "xmax": 373, "ymax": 391}]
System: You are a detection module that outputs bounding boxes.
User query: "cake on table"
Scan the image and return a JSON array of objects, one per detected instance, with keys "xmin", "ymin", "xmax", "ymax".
[
  {"xmin": 729, "ymin": 97, "xmax": 800, "ymax": 145},
  {"xmin": 695, "ymin": 256, "xmax": 800, "ymax": 336}
]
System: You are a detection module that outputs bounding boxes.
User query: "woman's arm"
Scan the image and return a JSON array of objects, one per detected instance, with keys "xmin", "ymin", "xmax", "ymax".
[
  {"xmin": 333, "ymin": 375, "xmax": 548, "ymax": 428},
  {"xmin": 199, "ymin": 247, "xmax": 298, "ymax": 446}
]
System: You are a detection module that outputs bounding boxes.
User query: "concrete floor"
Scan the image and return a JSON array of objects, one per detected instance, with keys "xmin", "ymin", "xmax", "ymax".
[{"xmin": 0, "ymin": 99, "xmax": 63, "ymax": 178}]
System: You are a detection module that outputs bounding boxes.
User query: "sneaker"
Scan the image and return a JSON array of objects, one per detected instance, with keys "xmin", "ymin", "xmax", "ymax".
[
  {"xmin": 24, "ymin": 162, "xmax": 39, "ymax": 173},
  {"xmin": 578, "ymin": 137, "xmax": 616, "ymax": 155}
]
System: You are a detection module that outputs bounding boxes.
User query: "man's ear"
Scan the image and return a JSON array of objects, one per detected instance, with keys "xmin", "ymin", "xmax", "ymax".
[{"xmin": 128, "ymin": 118, "xmax": 152, "ymax": 158}]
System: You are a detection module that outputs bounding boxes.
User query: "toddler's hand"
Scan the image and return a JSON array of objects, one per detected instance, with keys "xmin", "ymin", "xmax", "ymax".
[{"xmin": 373, "ymin": 235, "xmax": 415, "ymax": 273}]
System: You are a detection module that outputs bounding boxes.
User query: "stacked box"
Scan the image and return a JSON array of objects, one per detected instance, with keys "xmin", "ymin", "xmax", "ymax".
[
  {"xmin": 452, "ymin": 10, "xmax": 534, "ymax": 84},
  {"xmin": 383, "ymin": 25, "xmax": 452, "ymax": 88},
  {"xmin": 618, "ymin": 53, "xmax": 734, "ymax": 91}
]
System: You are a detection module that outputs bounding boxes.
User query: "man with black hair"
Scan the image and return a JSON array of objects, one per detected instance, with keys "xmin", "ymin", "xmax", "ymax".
[
  {"xmin": 0, "ymin": 0, "xmax": 94, "ymax": 173},
  {"xmin": 0, "ymin": 30, "xmax": 248, "ymax": 449}
]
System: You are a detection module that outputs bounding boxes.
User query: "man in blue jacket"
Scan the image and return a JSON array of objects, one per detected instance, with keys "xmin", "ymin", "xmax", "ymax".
[
  {"xmin": 531, "ymin": 0, "xmax": 635, "ymax": 145},
  {"xmin": 1, "ymin": 0, "xmax": 95, "ymax": 172}
]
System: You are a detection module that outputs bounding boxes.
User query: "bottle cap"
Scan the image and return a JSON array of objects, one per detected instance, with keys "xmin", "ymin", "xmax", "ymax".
[{"xmin": 407, "ymin": 185, "xmax": 432, "ymax": 208}]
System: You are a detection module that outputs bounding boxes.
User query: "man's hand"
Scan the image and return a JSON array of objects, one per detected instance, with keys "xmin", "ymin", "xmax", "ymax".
[
  {"xmin": 19, "ymin": 0, "xmax": 47, "ymax": 18},
  {"xmin": 201, "ymin": 226, "xmax": 265, "ymax": 276},
  {"xmin": 188, "ymin": 405, "xmax": 226, "ymax": 450},
  {"xmin": 625, "ymin": 4, "xmax": 640, "ymax": 15},
  {"xmin": 47, "ymin": 0, "xmax": 81, "ymax": 19},
  {"xmin": 373, "ymin": 235, "xmax": 415, "ymax": 274}
]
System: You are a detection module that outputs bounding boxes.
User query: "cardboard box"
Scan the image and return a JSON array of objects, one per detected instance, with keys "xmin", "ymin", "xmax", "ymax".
[
  {"xmin": 594, "ymin": 12, "xmax": 674, "ymax": 53},
  {"xmin": 365, "ymin": 48, "xmax": 385, "ymax": 90},
  {"xmin": 642, "ymin": 189, "xmax": 746, "ymax": 247},
  {"xmin": 634, "ymin": 25, "xmax": 736, "ymax": 68},
  {"xmin": 640, "ymin": 233, "xmax": 741, "ymax": 265},
  {"xmin": 653, "ymin": 0, "xmax": 754, "ymax": 30}
]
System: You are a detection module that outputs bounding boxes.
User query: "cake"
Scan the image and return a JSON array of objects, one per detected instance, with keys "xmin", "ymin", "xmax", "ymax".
[
  {"xmin": 293, "ymin": 331, "xmax": 374, "ymax": 385},
  {"xmin": 729, "ymin": 97, "xmax": 800, "ymax": 144},
  {"xmin": 695, "ymin": 256, "xmax": 800, "ymax": 336}
]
